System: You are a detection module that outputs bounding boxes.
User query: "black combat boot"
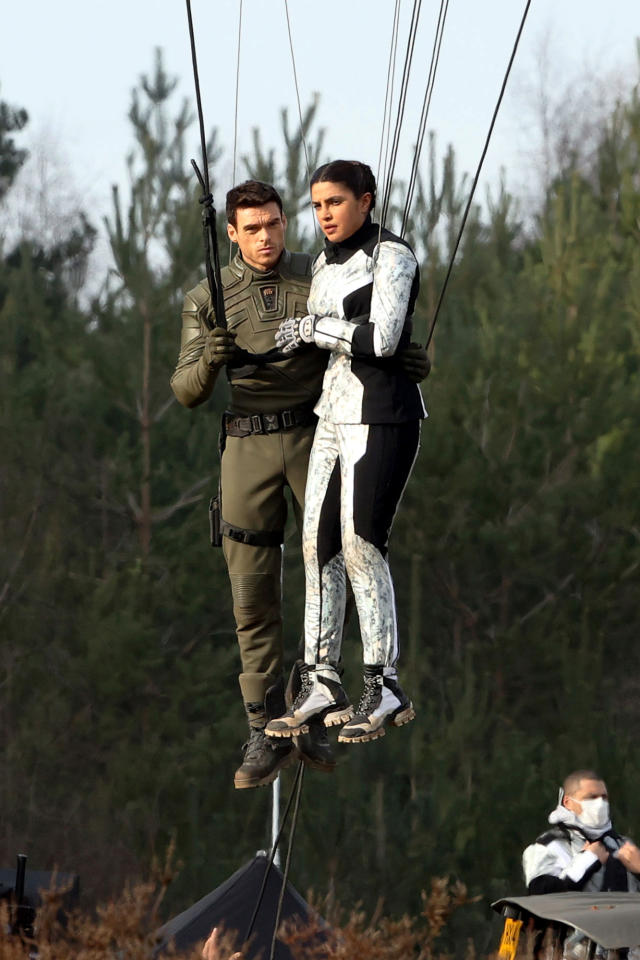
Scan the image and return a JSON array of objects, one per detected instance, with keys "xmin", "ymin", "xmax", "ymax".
[
  {"xmin": 287, "ymin": 661, "xmax": 336, "ymax": 774},
  {"xmin": 234, "ymin": 680, "xmax": 296, "ymax": 789}
]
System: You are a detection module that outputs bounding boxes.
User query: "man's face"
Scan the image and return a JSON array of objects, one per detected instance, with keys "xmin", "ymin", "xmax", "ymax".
[
  {"xmin": 564, "ymin": 779, "xmax": 608, "ymax": 817},
  {"xmin": 227, "ymin": 202, "xmax": 287, "ymax": 271}
]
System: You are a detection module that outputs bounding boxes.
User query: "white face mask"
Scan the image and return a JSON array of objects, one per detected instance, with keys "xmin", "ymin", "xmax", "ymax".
[{"xmin": 575, "ymin": 797, "xmax": 610, "ymax": 830}]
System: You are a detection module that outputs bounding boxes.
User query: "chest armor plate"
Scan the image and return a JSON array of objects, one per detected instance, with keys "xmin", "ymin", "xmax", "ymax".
[{"xmin": 224, "ymin": 277, "xmax": 309, "ymax": 355}]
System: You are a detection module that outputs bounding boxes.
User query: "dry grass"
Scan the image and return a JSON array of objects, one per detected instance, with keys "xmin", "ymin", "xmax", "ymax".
[
  {"xmin": 0, "ymin": 847, "xmax": 226, "ymax": 960},
  {"xmin": 0, "ymin": 868, "xmax": 502, "ymax": 960},
  {"xmin": 282, "ymin": 876, "xmax": 482, "ymax": 960}
]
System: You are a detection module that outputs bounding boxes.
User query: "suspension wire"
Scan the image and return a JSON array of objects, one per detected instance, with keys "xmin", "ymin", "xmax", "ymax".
[
  {"xmin": 232, "ymin": 0, "xmax": 243, "ymax": 185},
  {"xmin": 380, "ymin": 0, "xmax": 422, "ymax": 225},
  {"xmin": 377, "ymin": 0, "xmax": 403, "ymax": 248},
  {"xmin": 425, "ymin": 0, "xmax": 533, "ymax": 349},
  {"xmin": 401, "ymin": 0, "xmax": 450, "ymax": 236},
  {"xmin": 376, "ymin": 0, "xmax": 402, "ymax": 183},
  {"xmin": 243, "ymin": 760, "xmax": 305, "ymax": 947},
  {"xmin": 185, "ymin": 0, "xmax": 210, "ymax": 199},
  {"xmin": 283, "ymin": 0, "xmax": 317, "ymax": 239},
  {"xmin": 185, "ymin": 0, "xmax": 227, "ymax": 329},
  {"xmin": 380, "ymin": 0, "xmax": 423, "ymax": 227},
  {"xmin": 230, "ymin": 0, "xmax": 243, "ymax": 261},
  {"xmin": 268, "ymin": 763, "xmax": 305, "ymax": 960}
]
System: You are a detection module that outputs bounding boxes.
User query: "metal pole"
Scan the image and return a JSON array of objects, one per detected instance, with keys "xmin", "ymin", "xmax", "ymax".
[
  {"xmin": 15, "ymin": 854, "xmax": 26, "ymax": 905},
  {"xmin": 271, "ymin": 775, "xmax": 281, "ymax": 869}
]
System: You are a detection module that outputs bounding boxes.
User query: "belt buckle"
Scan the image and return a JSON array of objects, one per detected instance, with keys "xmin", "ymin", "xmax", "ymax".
[
  {"xmin": 281, "ymin": 409, "xmax": 294, "ymax": 429},
  {"xmin": 251, "ymin": 414, "xmax": 263, "ymax": 434},
  {"xmin": 264, "ymin": 413, "xmax": 279, "ymax": 433}
]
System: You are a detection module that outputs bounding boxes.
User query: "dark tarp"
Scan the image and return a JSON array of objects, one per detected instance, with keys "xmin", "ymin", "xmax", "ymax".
[
  {"xmin": 156, "ymin": 855, "xmax": 324, "ymax": 959},
  {"xmin": 0, "ymin": 868, "xmax": 79, "ymax": 906},
  {"xmin": 0, "ymin": 867, "xmax": 80, "ymax": 934},
  {"xmin": 492, "ymin": 892, "xmax": 640, "ymax": 948}
]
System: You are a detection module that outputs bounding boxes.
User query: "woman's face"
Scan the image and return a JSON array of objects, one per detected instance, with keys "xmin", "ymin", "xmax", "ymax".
[{"xmin": 311, "ymin": 180, "xmax": 372, "ymax": 243}]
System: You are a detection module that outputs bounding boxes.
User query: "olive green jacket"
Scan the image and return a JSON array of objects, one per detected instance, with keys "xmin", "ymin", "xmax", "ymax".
[{"xmin": 170, "ymin": 250, "xmax": 328, "ymax": 415}]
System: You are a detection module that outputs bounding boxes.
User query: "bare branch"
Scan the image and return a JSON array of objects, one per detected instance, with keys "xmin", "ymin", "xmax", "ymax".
[
  {"xmin": 519, "ymin": 573, "xmax": 575, "ymax": 625},
  {"xmin": 151, "ymin": 477, "xmax": 209, "ymax": 523},
  {"xmin": 126, "ymin": 490, "xmax": 142, "ymax": 521},
  {"xmin": 0, "ymin": 501, "xmax": 40, "ymax": 610},
  {"xmin": 152, "ymin": 394, "xmax": 176, "ymax": 423}
]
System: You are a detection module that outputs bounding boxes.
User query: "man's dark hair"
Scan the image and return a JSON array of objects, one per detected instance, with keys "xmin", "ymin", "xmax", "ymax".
[
  {"xmin": 226, "ymin": 180, "xmax": 284, "ymax": 226},
  {"xmin": 310, "ymin": 160, "xmax": 377, "ymax": 211},
  {"xmin": 563, "ymin": 769, "xmax": 605, "ymax": 796}
]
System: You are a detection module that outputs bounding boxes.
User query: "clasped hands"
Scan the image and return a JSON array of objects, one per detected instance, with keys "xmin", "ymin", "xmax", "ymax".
[
  {"xmin": 205, "ymin": 317, "xmax": 432, "ymax": 384},
  {"xmin": 275, "ymin": 314, "xmax": 432, "ymax": 384},
  {"xmin": 204, "ymin": 318, "xmax": 317, "ymax": 366}
]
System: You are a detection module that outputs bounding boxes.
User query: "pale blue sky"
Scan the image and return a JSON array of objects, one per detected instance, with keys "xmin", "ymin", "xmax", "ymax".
[{"xmin": 1, "ymin": 0, "xmax": 638, "ymax": 248}]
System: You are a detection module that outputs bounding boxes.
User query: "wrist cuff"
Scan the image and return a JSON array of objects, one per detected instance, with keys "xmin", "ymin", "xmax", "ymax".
[{"xmin": 300, "ymin": 315, "xmax": 316, "ymax": 342}]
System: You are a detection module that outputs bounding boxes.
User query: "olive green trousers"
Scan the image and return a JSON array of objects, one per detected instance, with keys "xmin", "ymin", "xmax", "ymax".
[{"xmin": 221, "ymin": 425, "xmax": 315, "ymax": 705}]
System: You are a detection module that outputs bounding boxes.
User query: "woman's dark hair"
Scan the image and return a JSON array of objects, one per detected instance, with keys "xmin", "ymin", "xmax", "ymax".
[
  {"xmin": 310, "ymin": 160, "xmax": 377, "ymax": 211},
  {"xmin": 226, "ymin": 180, "xmax": 284, "ymax": 226}
]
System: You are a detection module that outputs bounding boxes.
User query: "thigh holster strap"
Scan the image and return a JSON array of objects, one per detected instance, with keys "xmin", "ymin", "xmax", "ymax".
[{"xmin": 221, "ymin": 521, "xmax": 284, "ymax": 547}]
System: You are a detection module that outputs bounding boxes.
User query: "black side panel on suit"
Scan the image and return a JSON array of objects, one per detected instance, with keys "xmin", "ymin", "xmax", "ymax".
[
  {"xmin": 316, "ymin": 458, "xmax": 342, "ymax": 569},
  {"xmin": 352, "ymin": 421, "xmax": 420, "ymax": 554}
]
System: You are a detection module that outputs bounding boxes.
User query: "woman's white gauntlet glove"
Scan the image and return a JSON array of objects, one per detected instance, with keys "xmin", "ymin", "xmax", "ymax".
[{"xmin": 275, "ymin": 314, "xmax": 318, "ymax": 354}]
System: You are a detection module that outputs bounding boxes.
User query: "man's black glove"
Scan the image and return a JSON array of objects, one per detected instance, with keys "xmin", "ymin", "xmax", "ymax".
[
  {"xmin": 203, "ymin": 327, "xmax": 237, "ymax": 370},
  {"xmin": 398, "ymin": 342, "xmax": 431, "ymax": 383}
]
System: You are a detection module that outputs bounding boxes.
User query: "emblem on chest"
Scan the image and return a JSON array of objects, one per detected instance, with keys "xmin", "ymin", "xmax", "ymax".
[{"xmin": 259, "ymin": 284, "xmax": 278, "ymax": 313}]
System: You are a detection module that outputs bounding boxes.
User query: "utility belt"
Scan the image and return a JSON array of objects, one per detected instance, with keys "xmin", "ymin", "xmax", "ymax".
[
  {"xmin": 209, "ymin": 402, "xmax": 316, "ymax": 549},
  {"xmin": 223, "ymin": 403, "xmax": 317, "ymax": 438}
]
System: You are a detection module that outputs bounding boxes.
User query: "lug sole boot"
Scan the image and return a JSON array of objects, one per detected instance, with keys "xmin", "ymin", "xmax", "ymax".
[
  {"xmin": 338, "ymin": 665, "xmax": 415, "ymax": 743},
  {"xmin": 287, "ymin": 661, "xmax": 336, "ymax": 773},
  {"xmin": 266, "ymin": 663, "xmax": 352, "ymax": 738}
]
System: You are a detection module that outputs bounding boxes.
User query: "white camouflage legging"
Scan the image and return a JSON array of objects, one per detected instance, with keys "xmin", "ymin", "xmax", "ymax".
[{"xmin": 302, "ymin": 418, "xmax": 420, "ymax": 666}]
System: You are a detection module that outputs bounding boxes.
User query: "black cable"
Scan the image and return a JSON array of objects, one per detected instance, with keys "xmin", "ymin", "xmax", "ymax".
[
  {"xmin": 283, "ymin": 0, "xmax": 318, "ymax": 240},
  {"xmin": 381, "ymin": 0, "xmax": 421, "ymax": 224},
  {"xmin": 185, "ymin": 0, "xmax": 227, "ymax": 329},
  {"xmin": 268, "ymin": 762, "xmax": 305, "ymax": 960},
  {"xmin": 425, "ymin": 0, "xmax": 533, "ymax": 348},
  {"xmin": 243, "ymin": 761, "xmax": 305, "ymax": 947},
  {"xmin": 381, "ymin": 0, "xmax": 424, "ymax": 227},
  {"xmin": 377, "ymin": 0, "xmax": 402, "ymax": 250},
  {"xmin": 185, "ymin": 0, "xmax": 209, "ymax": 197},
  {"xmin": 377, "ymin": 0, "xmax": 402, "ymax": 190},
  {"xmin": 401, "ymin": 0, "xmax": 450, "ymax": 235}
]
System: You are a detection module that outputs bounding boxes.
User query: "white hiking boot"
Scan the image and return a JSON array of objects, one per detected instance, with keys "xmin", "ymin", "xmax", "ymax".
[
  {"xmin": 265, "ymin": 663, "xmax": 353, "ymax": 738},
  {"xmin": 338, "ymin": 665, "xmax": 415, "ymax": 743}
]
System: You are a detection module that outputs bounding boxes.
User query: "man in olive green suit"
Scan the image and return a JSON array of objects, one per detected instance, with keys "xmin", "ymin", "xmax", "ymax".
[{"xmin": 171, "ymin": 180, "xmax": 428, "ymax": 789}]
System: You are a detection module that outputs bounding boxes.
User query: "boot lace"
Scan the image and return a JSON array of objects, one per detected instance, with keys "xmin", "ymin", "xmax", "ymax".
[
  {"xmin": 292, "ymin": 666, "xmax": 314, "ymax": 709},
  {"xmin": 356, "ymin": 674, "xmax": 382, "ymax": 716},
  {"xmin": 243, "ymin": 727, "xmax": 271, "ymax": 762}
]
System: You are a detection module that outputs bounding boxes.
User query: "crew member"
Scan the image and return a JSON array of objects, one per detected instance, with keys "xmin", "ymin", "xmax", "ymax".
[{"xmin": 523, "ymin": 769, "xmax": 640, "ymax": 955}]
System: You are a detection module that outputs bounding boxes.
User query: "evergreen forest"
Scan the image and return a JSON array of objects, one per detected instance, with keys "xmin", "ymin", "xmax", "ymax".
[{"xmin": 1, "ymin": 50, "xmax": 640, "ymax": 955}]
